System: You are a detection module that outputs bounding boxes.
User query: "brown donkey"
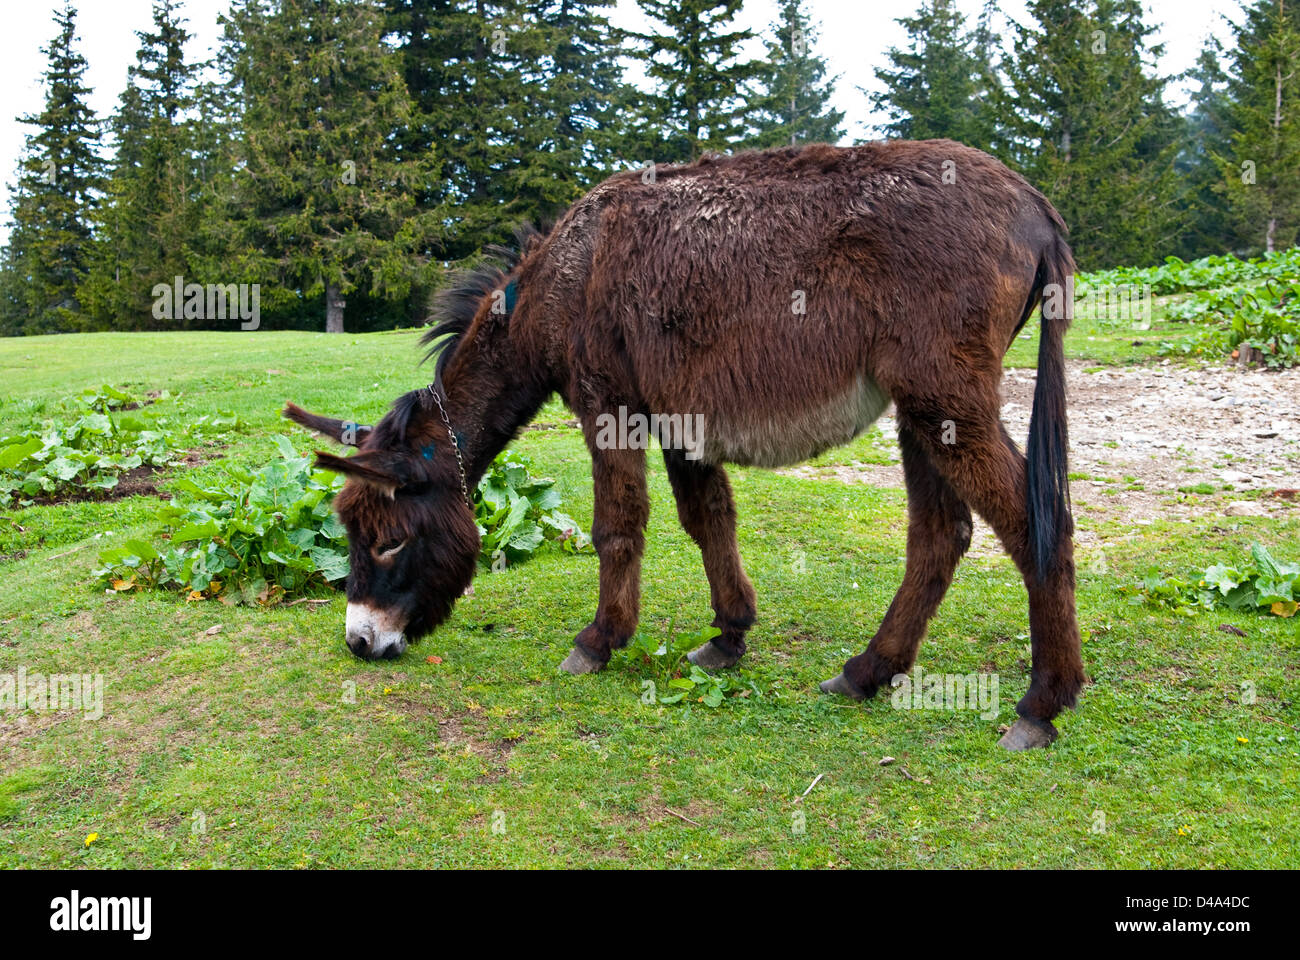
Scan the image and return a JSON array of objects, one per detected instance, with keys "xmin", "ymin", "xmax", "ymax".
[{"xmin": 286, "ymin": 140, "xmax": 1085, "ymax": 750}]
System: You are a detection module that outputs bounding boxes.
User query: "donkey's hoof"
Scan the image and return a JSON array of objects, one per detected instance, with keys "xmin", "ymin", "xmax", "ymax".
[
  {"xmin": 998, "ymin": 716, "xmax": 1058, "ymax": 751},
  {"xmin": 686, "ymin": 641, "xmax": 742, "ymax": 671},
  {"xmin": 558, "ymin": 645, "xmax": 605, "ymax": 675},
  {"xmin": 819, "ymin": 671, "xmax": 868, "ymax": 700}
]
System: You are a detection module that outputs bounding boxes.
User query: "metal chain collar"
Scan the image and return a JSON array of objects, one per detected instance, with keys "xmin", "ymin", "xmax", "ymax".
[{"xmin": 427, "ymin": 384, "xmax": 471, "ymax": 508}]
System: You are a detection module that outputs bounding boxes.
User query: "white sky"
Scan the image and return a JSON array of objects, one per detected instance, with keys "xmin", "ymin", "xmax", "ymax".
[{"xmin": 0, "ymin": 0, "xmax": 1242, "ymax": 241}]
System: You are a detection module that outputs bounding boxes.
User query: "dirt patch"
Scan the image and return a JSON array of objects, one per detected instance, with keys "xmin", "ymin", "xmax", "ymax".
[
  {"xmin": 0, "ymin": 712, "xmax": 66, "ymax": 776},
  {"xmin": 21, "ymin": 450, "xmax": 210, "ymax": 508},
  {"xmin": 783, "ymin": 360, "xmax": 1300, "ymax": 533}
]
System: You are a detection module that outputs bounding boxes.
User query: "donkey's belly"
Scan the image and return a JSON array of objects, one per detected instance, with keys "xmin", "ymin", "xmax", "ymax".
[{"xmin": 703, "ymin": 374, "xmax": 891, "ymax": 468}]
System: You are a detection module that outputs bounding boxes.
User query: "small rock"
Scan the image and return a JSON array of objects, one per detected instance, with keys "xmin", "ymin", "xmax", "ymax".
[
  {"xmin": 205, "ymin": 624, "xmax": 223, "ymax": 636},
  {"xmin": 1225, "ymin": 500, "xmax": 1266, "ymax": 517},
  {"xmin": 879, "ymin": 756, "xmax": 895, "ymax": 766},
  {"xmin": 1219, "ymin": 471, "xmax": 1255, "ymax": 486}
]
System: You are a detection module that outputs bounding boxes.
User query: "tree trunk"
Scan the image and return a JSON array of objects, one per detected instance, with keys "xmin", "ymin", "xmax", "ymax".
[
  {"xmin": 325, "ymin": 283, "xmax": 345, "ymax": 333},
  {"xmin": 1269, "ymin": 10, "xmax": 1283, "ymax": 254}
]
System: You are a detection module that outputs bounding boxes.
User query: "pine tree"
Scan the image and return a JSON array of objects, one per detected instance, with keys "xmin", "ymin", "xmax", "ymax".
[
  {"xmin": 517, "ymin": 1, "xmax": 631, "ymax": 199},
  {"xmin": 0, "ymin": 3, "xmax": 104, "ymax": 334},
  {"xmin": 968, "ymin": 0, "xmax": 1008, "ymax": 155},
  {"xmin": 871, "ymin": 0, "xmax": 991, "ymax": 149},
  {"xmin": 383, "ymin": 1, "xmax": 630, "ymax": 262},
  {"xmin": 218, "ymin": 0, "xmax": 440, "ymax": 332},
  {"xmin": 629, "ymin": 0, "xmax": 759, "ymax": 163},
  {"xmin": 1219, "ymin": 0, "xmax": 1300, "ymax": 254},
  {"xmin": 81, "ymin": 0, "xmax": 203, "ymax": 329},
  {"xmin": 1174, "ymin": 44, "xmax": 1232, "ymax": 256},
  {"xmin": 384, "ymin": 1, "xmax": 514, "ymax": 261},
  {"xmin": 1002, "ymin": 0, "xmax": 1183, "ymax": 268},
  {"xmin": 741, "ymin": 0, "xmax": 843, "ymax": 148}
]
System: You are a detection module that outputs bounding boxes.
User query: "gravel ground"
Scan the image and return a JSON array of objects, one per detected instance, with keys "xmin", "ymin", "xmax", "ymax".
[{"xmin": 782, "ymin": 359, "xmax": 1300, "ymax": 559}]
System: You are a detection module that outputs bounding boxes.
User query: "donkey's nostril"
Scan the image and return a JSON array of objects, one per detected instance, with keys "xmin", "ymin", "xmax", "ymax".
[{"xmin": 346, "ymin": 627, "xmax": 373, "ymax": 658}]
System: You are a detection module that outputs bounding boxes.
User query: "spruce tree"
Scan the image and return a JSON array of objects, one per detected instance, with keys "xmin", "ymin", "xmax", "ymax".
[
  {"xmin": 629, "ymin": 0, "xmax": 759, "ymax": 163},
  {"xmin": 1175, "ymin": 44, "xmax": 1232, "ymax": 257},
  {"xmin": 1002, "ymin": 0, "xmax": 1183, "ymax": 268},
  {"xmin": 81, "ymin": 0, "xmax": 202, "ymax": 329},
  {"xmin": 219, "ymin": 0, "xmax": 440, "ymax": 332},
  {"xmin": 742, "ymin": 0, "xmax": 843, "ymax": 148},
  {"xmin": 1219, "ymin": 0, "xmax": 1300, "ymax": 254},
  {"xmin": 518, "ymin": 1, "xmax": 630, "ymax": 198},
  {"xmin": 0, "ymin": 3, "xmax": 104, "ymax": 334},
  {"xmin": 384, "ymin": 1, "xmax": 629, "ymax": 261},
  {"xmin": 871, "ymin": 0, "xmax": 990, "ymax": 149}
]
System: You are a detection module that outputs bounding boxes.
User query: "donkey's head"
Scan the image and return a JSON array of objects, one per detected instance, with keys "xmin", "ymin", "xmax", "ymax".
[{"xmin": 283, "ymin": 395, "xmax": 479, "ymax": 660}]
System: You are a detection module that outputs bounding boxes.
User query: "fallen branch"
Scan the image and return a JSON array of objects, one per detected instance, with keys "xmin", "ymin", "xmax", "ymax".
[
  {"xmin": 1261, "ymin": 714, "xmax": 1299, "ymax": 732},
  {"xmin": 47, "ymin": 542, "xmax": 94, "ymax": 562},
  {"xmin": 665, "ymin": 807, "xmax": 701, "ymax": 826},
  {"xmin": 794, "ymin": 773, "xmax": 824, "ymax": 804}
]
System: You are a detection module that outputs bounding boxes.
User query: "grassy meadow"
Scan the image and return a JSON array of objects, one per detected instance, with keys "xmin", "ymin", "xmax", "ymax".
[{"xmin": 0, "ymin": 312, "xmax": 1296, "ymax": 868}]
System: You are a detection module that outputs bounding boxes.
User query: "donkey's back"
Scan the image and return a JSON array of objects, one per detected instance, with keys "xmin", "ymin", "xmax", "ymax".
[{"xmin": 535, "ymin": 140, "xmax": 1065, "ymax": 470}]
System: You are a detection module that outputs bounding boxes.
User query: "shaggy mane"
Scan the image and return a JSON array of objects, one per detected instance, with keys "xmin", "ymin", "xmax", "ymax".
[
  {"xmin": 421, "ymin": 224, "xmax": 545, "ymax": 390},
  {"xmin": 367, "ymin": 389, "xmax": 427, "ymax": 447}
]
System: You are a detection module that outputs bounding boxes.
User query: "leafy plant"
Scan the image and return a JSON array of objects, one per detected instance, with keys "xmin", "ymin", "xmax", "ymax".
[
  {"xmin": 620, "ymin": 625, "xmax": 761, "ymax": 707},
  {"xmin": 1077, "ymin": 247, "xmax": 1300, "ymax": 298},
  {"xmin": 1070, "ymin": 247, "xmax": 1300, "ymax": 367},
  {"xmin": 78, "ymin": 383, "xmax": 148, "ymax": 413},
  {"xmin": 0, "ymin": 385, "xmax": 245, "ymax": 507},
  {"xmin": 1122, "ymin": 543, "xmax": 1299, "ymax": 618},
  {"xmin": 1158, "ymin": 280, "xmax": 1300, "ymax": 369},
  {"xmin": 93, "ymin": 443, "xmax": 590, "ymax": 604},
  {"xmin": 94, "ymin": 438, "xmax": 348, "ymax": 605},
  {"xmin": 476, "ymin": 449, "xmax": 591, "ymax": 568},
  {"xmin": 1, "ymin": 411, "xmax": 174, "ymax": 507}
]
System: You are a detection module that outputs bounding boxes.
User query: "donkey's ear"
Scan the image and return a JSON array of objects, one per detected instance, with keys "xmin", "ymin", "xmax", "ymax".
[
  {"xmin": 282, "ymin": 402, "xmax": 371, "ymax": 447},
  {"xmin": 314, "ymin": 450, "xmax": 401, "ymax": 499}
]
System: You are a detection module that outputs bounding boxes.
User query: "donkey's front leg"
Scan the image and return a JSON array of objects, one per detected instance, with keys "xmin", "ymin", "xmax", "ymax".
[{"xmin": 558, "ymin": 443, "xmax": 649, "ymax": 674}]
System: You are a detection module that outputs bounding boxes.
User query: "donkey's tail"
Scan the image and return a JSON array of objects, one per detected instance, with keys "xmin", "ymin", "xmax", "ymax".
[{"xmin": 1026, "ymin": 229, "xmax": 1075, "ymax": 583}]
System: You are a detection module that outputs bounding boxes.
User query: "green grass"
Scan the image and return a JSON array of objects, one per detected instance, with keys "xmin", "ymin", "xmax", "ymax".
[
  {"xmin": 0, "ymin": 329, "xmax": 1296, "ymax": 868},
  {"xmin": 1002, "ymin": 290, "xmax": 1200, "ymax": 367}
]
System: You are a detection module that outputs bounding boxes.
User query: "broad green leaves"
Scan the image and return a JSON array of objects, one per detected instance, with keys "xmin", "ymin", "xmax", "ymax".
[
  {"xmin": 0, "ymin": 385, "xmax": 242, "ymax": 508},
  {"xmin": 476, "ymin": 450, "xmax": 592, "ymax": 568},
  {"xmin": 1077, "ymin": 248, "xmax": 1300, "ymax": 368},
  {"xmin": 1125, "ymin": 543, "xmax": 1298, "ymax": 618},
  {"xmin": 95, "ymin": 445, "xmax": 591, "ymax": 605},
  {"xmin": 95, "ymin": 450, "xmax": 347, "ymax": 605},
  {"xmin": 621, "ymin": 626, "xmax": 761, "ymax": 708}
]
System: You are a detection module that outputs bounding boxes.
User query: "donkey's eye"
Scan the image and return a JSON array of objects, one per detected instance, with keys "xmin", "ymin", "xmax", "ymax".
[{"xmin": 375, "ymin": 539, "xmax": 406, "ymax": 557}]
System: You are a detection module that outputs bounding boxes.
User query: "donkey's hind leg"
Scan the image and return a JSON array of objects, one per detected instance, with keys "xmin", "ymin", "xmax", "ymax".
[
  {"xmin": 889, "ymin": 400, "xmax": 1084, "ymax": 749},
  {"xmin": 819, "ymin": 424, "xmax": 972, "ymax": 699},
  {"xmin": 662, "ymin": 450, "xmax": 757, "ymax": 670}
]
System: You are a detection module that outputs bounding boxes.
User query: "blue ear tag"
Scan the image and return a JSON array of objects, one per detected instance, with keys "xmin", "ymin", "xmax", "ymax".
[
  {"xmin": 503, "ymin": 280, "xmax": 517, "ymax": 314},
  {"xmin": 421, "ymin": 443, "xmax": 436, "ymax": 460}
]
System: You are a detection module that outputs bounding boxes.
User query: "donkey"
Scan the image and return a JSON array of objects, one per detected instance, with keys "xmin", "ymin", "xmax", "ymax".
[{"xmin": 285, "ymin": 140, "xmax": 1085, "ymax": 750}]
